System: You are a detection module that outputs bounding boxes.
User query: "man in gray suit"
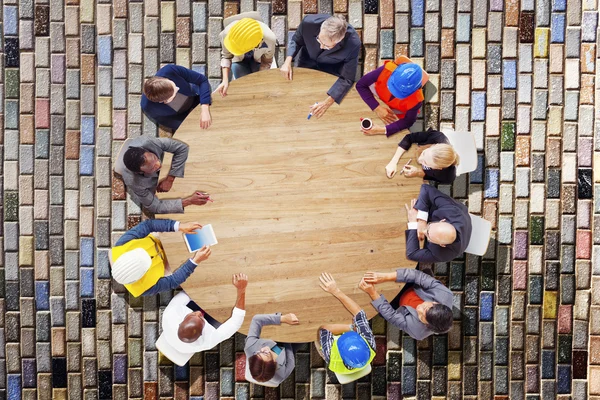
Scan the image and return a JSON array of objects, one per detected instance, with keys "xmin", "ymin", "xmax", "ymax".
[
  {"xmin": 116, "ymin": 136, "xmax": 210, "ymax": 214},
  {"xmin": 244, "ymin": 312, "xmax": 299, "ymax": 385},
  {"xmin": 361, "ymin": 269, "xmax": 453, "ymax": 340},
  {"xmin": 280, "ymin": 14, "xmax": 361, "ymax": 119}
]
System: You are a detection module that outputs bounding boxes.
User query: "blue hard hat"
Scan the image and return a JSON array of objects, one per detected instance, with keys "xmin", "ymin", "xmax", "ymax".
[
  {"xmin": 387, "ymin": 63, "xmax": 423, "ymax": 99},
  {"xmin": 337, "ymin": 331, "xmax": 370, "ymax": 369}
]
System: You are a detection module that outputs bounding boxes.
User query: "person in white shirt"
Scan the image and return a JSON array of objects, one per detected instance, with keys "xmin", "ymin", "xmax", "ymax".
[{"xmin": 161, "ymin": 273, "xmax": 248, "ymax": 355}]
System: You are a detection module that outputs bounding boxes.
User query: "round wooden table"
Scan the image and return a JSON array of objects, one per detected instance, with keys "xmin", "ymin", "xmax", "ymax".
[{"xmin": 158, "ymin": 68, "xmax": 421, "ymax": 342}]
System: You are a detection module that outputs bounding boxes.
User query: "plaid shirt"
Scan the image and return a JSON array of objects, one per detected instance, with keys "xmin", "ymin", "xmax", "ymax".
[{"xmin": 319, "ymin": 310, "xmax": 376, "ymax": 366}]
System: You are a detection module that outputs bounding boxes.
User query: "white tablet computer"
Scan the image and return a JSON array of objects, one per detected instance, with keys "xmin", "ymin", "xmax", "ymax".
[{"xmin": 182, "ymin": 224, "xmax": 218, "ymax": 253}]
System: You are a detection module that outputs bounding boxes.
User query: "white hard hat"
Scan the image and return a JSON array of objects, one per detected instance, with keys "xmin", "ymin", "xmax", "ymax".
[{"xmin": 111, "ymin": 248, "xmax": 152, "ymax": 285}]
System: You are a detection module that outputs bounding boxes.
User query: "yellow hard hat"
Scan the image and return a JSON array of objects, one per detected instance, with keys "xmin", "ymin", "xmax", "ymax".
[{"xmin": 224, "ymin": 18, "xmax": 263, "ymax": 56}]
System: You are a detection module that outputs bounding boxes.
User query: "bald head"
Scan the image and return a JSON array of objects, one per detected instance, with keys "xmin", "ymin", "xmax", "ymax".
[
  {"xmin": 178, "ymin": 311, "xmax": 205, "ymax": 343},
  {"xmin": 427, "ymin": 222, "xmax": 456, "ymax": 246}
]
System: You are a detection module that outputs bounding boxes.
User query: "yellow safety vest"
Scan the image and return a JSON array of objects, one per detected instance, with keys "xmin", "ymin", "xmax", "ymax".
[
  {"xmin": 111, "ymin": 235, "xmax": 166, "ymax": 297},
  {"xmin": 328, "ymin": 335, "xmax": 376, "ymax": 374}
]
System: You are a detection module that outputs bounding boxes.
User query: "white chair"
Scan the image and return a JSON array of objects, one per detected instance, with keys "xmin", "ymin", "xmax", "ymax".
[
  {"xmin": 464, "ymin": 214, "xmax": 492, "ymax": 256},
  {"xmin": 334, "ymin": 364, "xmax": 372, "ymax": 385},
  {"xmin": 113, "ymin": 138, "xmax": 134, "ymax": 176},
  {"xmin": 244, "ymin": 359, "xmax": 280, "ymax": 387},
  {"xmin": 440, "ymin": 129, "xmax": 478, "ymax": 177},
  {"xmin": 155, "ymin": 333, "xmax": 195, "ymax": 367}
]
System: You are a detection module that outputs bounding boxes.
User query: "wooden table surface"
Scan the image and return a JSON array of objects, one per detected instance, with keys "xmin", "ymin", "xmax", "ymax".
[{"xmin": 158, "ymin": 68, "xmax": 421, "ymax": 342}]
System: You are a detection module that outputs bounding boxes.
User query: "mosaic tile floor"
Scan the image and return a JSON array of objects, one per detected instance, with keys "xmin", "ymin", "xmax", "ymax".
[{"xmin": 1, "ymin": 0, "xmax": 599, "ymax": 398}]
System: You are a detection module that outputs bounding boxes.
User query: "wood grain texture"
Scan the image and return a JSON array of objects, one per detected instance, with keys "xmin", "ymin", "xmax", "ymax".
[{"xmin": 158, "ymin": 68, "xmax": 421, "ymax": 342}]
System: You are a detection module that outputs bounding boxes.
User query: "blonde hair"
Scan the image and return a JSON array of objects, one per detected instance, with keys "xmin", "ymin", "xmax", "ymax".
[
  {"xmin": 418, "ymin": 144, "xmax": 460, "ymax": 169},
  {"xmin": 143, "ymin": 77, "xmax": 175, "ymax": 102},
  {"xmin": 320, "ymin": 14, "xmax": 348, "ymax": 42}
]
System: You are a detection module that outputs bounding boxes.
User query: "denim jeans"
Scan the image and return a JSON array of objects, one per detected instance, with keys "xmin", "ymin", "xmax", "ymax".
[{"xmin": 231, "ymin": 58, "xmax": 261, "ymax": 79}]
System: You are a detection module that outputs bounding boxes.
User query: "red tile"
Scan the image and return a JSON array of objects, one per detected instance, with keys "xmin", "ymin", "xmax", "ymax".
[
  {"xmin": 176, "ymin": 17, "xmax": 191, "ymax": 47},
  {"xmin": 127, "ymin": 215, "xmax": 142, "ymax": 230},
  {"xmin": 112, "ymin": 173, "xmax": 126, "ymax": 200},
  {"xmin": 235, "ymin": 353, "xmax": 246, "ymax": 382},
  {"xmin": 174, "ymin": 381, "xmax": 189, "ymax": 400},
  {"xmin": 333, "ymin": 0, "xmax": 348, "ymax": 13},
  {"xmin": 557, "ymin": 305, "xmax": 572, "ymax": 334},
  {"xmin": 189, "ymin": 367, "xmax": 204, "ymax": 396},
  {"xmin": 512, "ymin": 260, "xmax": 527, "ymax": 290},
  {"xmin": 224, "ymin": 2, "xmax": 240, "ymax": 18},
  {"xmin": 35, "ymin": 99, "xmax": 50, "ymax": 128},
  {"xmin": 380, "ymin": 0, "xmax": 394, "ymax": 28},
  {"xmin": 144, "ymin": 382, "xmax": 158, "ymax": 400},
  {"xmin": 576, "ymin": 230, "xmax": 592, "ymax": 259},
  {"xmin": 65, "ymin": 130, "xmax": 81, "ymax": 159},
  {"xmin": 373, "ymin": 335, "xmax": 387, "ymax": 365},
  {"xmin": 303, "ymin": 0, "xmax": 317, "ymax": 13}
]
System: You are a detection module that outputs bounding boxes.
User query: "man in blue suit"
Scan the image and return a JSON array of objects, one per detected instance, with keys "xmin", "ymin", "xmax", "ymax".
[{"xmin": 141, "ymin": 64, "xmax": 213, "ymax": 132}]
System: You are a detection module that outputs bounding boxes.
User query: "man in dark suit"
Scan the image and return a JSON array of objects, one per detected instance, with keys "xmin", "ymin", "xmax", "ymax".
[
  {"xmin": 405, "ymin": 184, "xmax": 472, "ymax": 263},
  {"xmin": 280, "ymin": 14, "xmax": 361, "ymax": 119},
  {"xmin": 141, "ymin": 64, "xmax": 213, "ymax": 132}
]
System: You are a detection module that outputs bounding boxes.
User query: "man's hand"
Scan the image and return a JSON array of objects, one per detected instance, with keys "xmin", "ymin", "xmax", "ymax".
[
  {"xmin": 405, "ymin": 199, "xmax": 418, "ymax": 223},
  {"xmin": 192, "ymin": 245, "xmax": 211, "ymax": 264},
  {"xmin": 385, "ymin": 161, "xmax": 398, "ymax": 179},
  {"xmin": 281, "ymin": 313, "xmax": 299, "ymax": 325},
  {"xmin": 363, "ymin": 271, "xmax": 395, "ymax": 284},
  {"xmin": 319, "ymin": 272, "xmax": 340, "ymax": 295},
  {"xmin": 358, "ymin": 278, "xmax": 377, "ymax": 296},
  {"xmin": 280, "ymin": 58, "xmax": 293, "ymax": 80},
  {"xmin": 216, "ymin": 80, "xmax": 229, "ymax": 97},
  {"xmin": 157, "ymin": 176, "xmax": 175, "ymax": 192},
  {"xmin": 310, "ymin": 97, "xmax": 335, "ymax": 119},
  {"xmin": 403, "ymin": 165, "xmax": 423, "ymax": 178},
  {"xmin": 183, "ymin": 192, "xmax": 210, "ymax": 207},
  {"xmin": 200, "ymin": 105, "xmax": 212, "ymax": 129},
  {"xmin": 417, "ymin": 219, "xmax": 427, "ymax": 241},
  {"xmin": 374, "ymin": 104, "xmax": 398, "ymax": 125},
  {"xmin": 362, "ymin": 123, "xmax": 386, "ymax": 136},
  {"xmin": 232, "ymin": 273, "xmax": 248, "ymax": 291},
  {"xmin": 179, "ymin": 222, "xmax": 202, "ymax": 233}
]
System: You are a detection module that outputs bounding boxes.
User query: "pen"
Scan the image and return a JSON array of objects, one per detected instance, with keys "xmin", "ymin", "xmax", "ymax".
[
  {"xmin": 307, "ymin": 102, "xmax": 318, "ymax": 119},
  {"xmin": 399, "ymin": 158, "xmax": 413, "ymax": 175}
]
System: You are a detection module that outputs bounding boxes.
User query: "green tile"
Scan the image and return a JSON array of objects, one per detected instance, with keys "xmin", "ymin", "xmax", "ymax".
[
  {"xmin": 4, "ymin": 191, "xmax": 19, "ymax": 221},
  {"xmin": 501, "ymin": 122, "xmax": 515, "ymax": 151},
  {"xmin": 557, "ymin": 335, "xmax": 572, "ymax": 364},
  {"xmin": 530, "ymin": 216, "xmax": 545, "ymax": 245},
  {"xmin": 371, "ymin": 314, "xmax": 386, "ymax": 335},
  {"xmin": 481, "ymin": 262, "xmax": 496, "ymax": 291},
  {"xmin": 128, "ymin": 338, "xmax": 143, "ymax": 367},
  {"xmin": 5, "ymin": 69, "xmax": 20, "ymax": 99}
]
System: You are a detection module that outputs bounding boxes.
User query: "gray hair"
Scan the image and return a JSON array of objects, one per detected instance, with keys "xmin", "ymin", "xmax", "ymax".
[{"xmin": 320, "ymin": 14, "xmax": 348, "ymax": 42}]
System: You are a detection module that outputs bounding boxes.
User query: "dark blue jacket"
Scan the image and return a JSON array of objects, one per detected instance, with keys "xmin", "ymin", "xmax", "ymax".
[
  {"xmin": 141, "ymin": 65, "xmax": 212, "ymax": 131},
  {"xmin": 287, "ymin": 14, "xmax": 361, "ymax": 104},
  {"xmin": 115, "ymin": 219, "xmax": 198, "ymax": 296}
]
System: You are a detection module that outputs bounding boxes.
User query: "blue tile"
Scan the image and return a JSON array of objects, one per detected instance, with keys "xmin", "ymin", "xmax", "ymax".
[
  {"xmin": 79, "ymin": 145, "xmax": 95, "ymax": 176},
  {"xmin": 469, "ymin": 154, "xmax": 485, "ymax": 184},
  {"xmin": 541, "ymin": 350, "xmax": 555, "ymax": 379},
  {"xmin": 402, "ymin": 336, "xmax": 416, "ymax": 365},
  {"xmin": 552, "ymin": 0, "xmax": 566, "ymax": 10},
  {"xmin": 582, "ymin": 12, "xmax": 598, "ymax": 42},
  {"xmin": 409, "ymin": 28, "xmax": 424, "ymax": 57},
  {"xmin": 401, "ymin": 366, "xmax": 417, "ymax": 395},
  {"xmin": 380, "ymin": 30, "xmax": 395, "ymax": 59},
  {"xmin": 6, "ymin": 100, "xmax": 19, "ymax": 129},
  {"xmin": 81, "ymin": 116, "xmax": 95, "ymax": 144},
  {"xmin": 479, "ymin": 293, "xmax": 494, "ymax": 321},
  {"xmin": 97, "ymin": 249, "xmax": 112, "ymax": 279},
  {"xmin": 557, "ymin": 365, "xmax": 571, "ymax": 393},
  {"xmin": 8, "ymin": 374, "xmax": 22, "ymax": 400},
  {"xmin": 456, "ymin": 13, "xmax": 471, "ymax": 43},
  {"xmin": 114, "ymin": 354, "xmax": 127, "ymax": 384},
  {"xmin": 175, "ymin": 364, "xmax": 189, "ymax": 381},
  {"xmin": 80, "ymin": 268, "xmax": 95, "ymax": 297},
  {"xmin": 411, "ymin": 0, "xmax": 424, "ymax": 26},
  {"xmin": 503, "ymin": 60, "xmax": 517, "ymax": 89},
  {"xmin": 22, "ymin": 359, "xmax": 37, "ymax": 387},
  {"xmin": 80, "ymin": 238, "xmax": 95, "ymax": 267},
  {"xmin": 35, "ymin": 281, "xmax": 50, "ymax": 310},
  {"xmin": 35, "ymin": 130, "xmax": 50, "ymax": 159},
  {"xmin": 97, "ymin": 36, "xmax": 113, "ymax": 65},
  {"xmin": 471, "ymin": 92, "xmax": 486, "ymax": 121},
  {"xmin": 550, "ymin": 14, "xmax": 565, "ymax": 43},
  {"xmin": 4, "ymin": 6, "xmax": 19, "ymax": 36},
  {"xmin": 484, "ymin": 169, "xmax": 499, "ymax": 198}
]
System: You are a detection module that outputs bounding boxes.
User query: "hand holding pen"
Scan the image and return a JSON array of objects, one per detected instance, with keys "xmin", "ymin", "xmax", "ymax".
[{"xmin": 399, "ymin": 158, "xmax": 413, "ymax": 175}]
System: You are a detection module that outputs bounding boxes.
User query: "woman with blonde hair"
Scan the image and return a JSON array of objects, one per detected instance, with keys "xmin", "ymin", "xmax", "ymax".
[{"xmin": 385, "ymin": 129, "xmax": 460, "ymax": 184}]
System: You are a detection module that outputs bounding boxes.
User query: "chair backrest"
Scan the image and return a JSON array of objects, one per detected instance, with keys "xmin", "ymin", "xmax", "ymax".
[
  {"xmin": 155, "ymin": 333, "xmax": 195, "ymax": 367},
  {"xmin": 334, "ymin": 364, "xmax": 373, "ymax": 385},
  {"xmin": 440, "ymin": 129, "xmax": 478, "ymax": 176},
  {"xmin": 114, "ymin": 138, "xmax": 134, "ymax": 176},
  {"xmin": 464, "ymin": 214, "xmax": 492, "ymax": 256},
  {"xmin": 244, "ymin": 358, "xmax": 280, "ymax": 387}
]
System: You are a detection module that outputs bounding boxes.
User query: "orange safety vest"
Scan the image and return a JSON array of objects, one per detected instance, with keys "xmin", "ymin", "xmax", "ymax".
[
  {"xmin": 111, "ymin": 235, "xmax": 166, "ymax": 297},
  {"xmin": 374, "ymin": 57, "xmax": 424, "ymax": 117}
]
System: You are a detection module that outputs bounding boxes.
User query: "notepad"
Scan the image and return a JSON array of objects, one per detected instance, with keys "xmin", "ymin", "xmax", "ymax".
[{"xmin": 183, "ymin": 224, "xmax": 218, "ymax": 253}]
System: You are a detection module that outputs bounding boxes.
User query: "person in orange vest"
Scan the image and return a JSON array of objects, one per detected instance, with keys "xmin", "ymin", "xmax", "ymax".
[
  {"xmin": 355, "ymin": 59, "xmax": 424, "ymax": 137},
  {"xmin": 111, "ymin": 219, "xmax": 211, "ymax": 297}
]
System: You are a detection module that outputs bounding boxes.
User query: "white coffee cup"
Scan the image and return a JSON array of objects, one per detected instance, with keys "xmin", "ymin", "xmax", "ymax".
[{"xmin": 360, "ymin": 118, "xmax": 373, "ymax": 130}]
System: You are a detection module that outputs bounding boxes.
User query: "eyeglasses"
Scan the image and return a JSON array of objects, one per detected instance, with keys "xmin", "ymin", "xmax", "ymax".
[{"xmin": 316, "ymin": 36, "xmax": 334, "ymax": 50}]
